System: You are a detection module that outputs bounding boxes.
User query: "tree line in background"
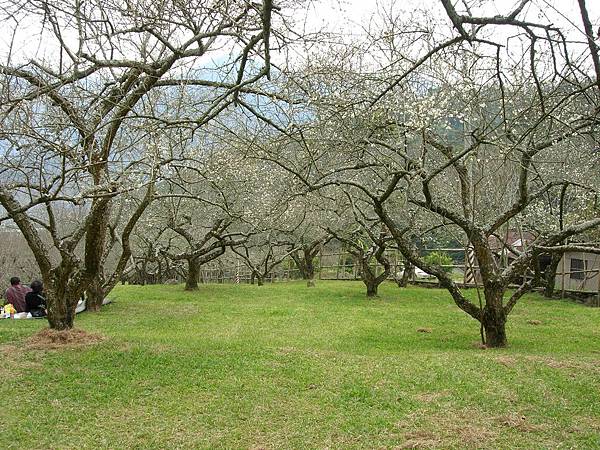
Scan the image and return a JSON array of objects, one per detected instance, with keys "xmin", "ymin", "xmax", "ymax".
[{"xmin": 1, "ymin": 0, "xmax": 599, "ymax": 347}]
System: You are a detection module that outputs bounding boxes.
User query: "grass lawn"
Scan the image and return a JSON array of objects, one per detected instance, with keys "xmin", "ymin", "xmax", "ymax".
[{"xmin": 1, "ymin": 281, "xmax": 599, "ymax": 449}]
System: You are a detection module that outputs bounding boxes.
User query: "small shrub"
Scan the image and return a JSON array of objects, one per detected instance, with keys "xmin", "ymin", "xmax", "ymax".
[{"xmin": 423, "ymin": 251, "xmax": 453, "ymax": 273}]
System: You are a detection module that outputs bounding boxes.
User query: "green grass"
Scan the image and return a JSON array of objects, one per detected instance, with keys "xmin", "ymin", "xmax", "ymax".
[{"xmin": 1, "ymin": 281, "xmax": 599, "ymax": 449}]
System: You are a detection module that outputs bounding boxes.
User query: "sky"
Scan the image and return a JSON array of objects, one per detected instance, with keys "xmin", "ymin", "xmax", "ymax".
[
  {"xmin": 0, "ymin": 1, "xmax": 598, "ymax": 67},
  {"xmin": 300, "ymin": 0, "xmax": 600, "ymax": 39}
]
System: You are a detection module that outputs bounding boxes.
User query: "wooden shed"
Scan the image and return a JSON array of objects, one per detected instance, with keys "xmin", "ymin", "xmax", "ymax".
[{"xmin": 555, "ymin": 251, "xmax": 600, "ymax": 294}]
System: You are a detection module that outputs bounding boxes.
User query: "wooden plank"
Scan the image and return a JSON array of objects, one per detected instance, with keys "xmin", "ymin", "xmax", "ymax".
[{"xmin": 561, "ymin": 255, "xmax": 565, "ymax": 299}]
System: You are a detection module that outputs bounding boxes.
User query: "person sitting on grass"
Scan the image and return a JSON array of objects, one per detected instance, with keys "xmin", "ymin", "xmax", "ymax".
[
  {"xmin": 25, "ymin": 280, "xmax": 47, "ymax": 318},
  {"xmin": 5, "ymin": 276, "xmax": 31, "ymax": 313}
]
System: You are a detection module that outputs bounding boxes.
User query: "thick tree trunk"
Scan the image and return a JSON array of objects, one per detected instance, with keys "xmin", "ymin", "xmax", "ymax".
[
  {"xmin": 185, "ymin": 257, "xmax": 200, "ymax": 291},
  {"xmin": 295, "ymin": 259, "xmax": 312, "ymax": 280},
  {"xmin": 293, "ymin": 254, "xmax": 315, "ymax": 286},
  {"xmin": 292, "ymin": 249, "xmax": 317, "ymax": 286},
  {"xmin": 139, "ymin": 262, "xmax": 147, "ymax": 285},
  {"xmin": 82, "ymin": 193, "xmax": 111, "ymax": 310},
  {"xmin": 481, "ymin": 288, "xmax": 508, "ymax": 348},
  {"xmin": 38, "ymin": 255, "xmax": 90, "ymax": 330},
  {"xmin": 86, "ymin": 275, "xmax": 104, "ymax": 312},
  {"xmin": 361, "ymin": 261, "xmax": 378, "ymax": 297},
  {"xmin": 45, "ymin": 278, "xmax": 81, "ymax": 330},
  {"xmin": 47, "ymin": 302, "xmax": 75, "ymax": 330},
  {"xmin": 543, "ymin": 254, "xmax": 561, "ymax": 298},
  {"xmin": 482, "ymin": 315, "xmax": 507, "ymax": 347},
  {"xmin": 257, "ymin": 276, "xmax": 264, "ymax": 286},
  {"xmin": 366, "ymin": 281, "xmax": 378, "ymax": 297},
  {"xmin": 305, "ymin": 256, "xmax": 316, "ymax": 287},
  {"xmin": 397, "ymin": 262, "xmax": 414, "ymax": 287}
]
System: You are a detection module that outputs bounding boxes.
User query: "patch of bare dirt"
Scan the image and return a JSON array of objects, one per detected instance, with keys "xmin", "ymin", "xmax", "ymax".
[
  {"xmin": 414, "ymin": 391, "xmax": 449, "ymax": 403},
  {"xmin": 396, "ymin": 409, "xmax": 497, "ymax": 449},
  {"xmin": 544, "ymin": 359, "xmax": 574, "ymax": 370},
  {"xmin": 527, "ymin": 320, "xmax": 542, "ymax": 325},
  {"xmin": 525, "ymin": 355, "xmax": 600, "ymax": 373},
  {"xmin": 276, "ymin": 346, "xmax": 297, "ymax": 355},
  {"xmin": 398, "ymin": 423, "xmax": 494, "ymax": 449},
  {"xmin": 0, "ymin": 344, "xmax": 23, "ymax": 378},
  {"xmin": 495, "ymin": 356, "xmax": 517, "ymax": 367},
  {"xmin": 471, "ymin": 341, "xmax": 488, "ymax": 350},
  {"xmin": 398, "ymin": 430, "xmax": 440, "ymax": 449},
  {"xmin": 416, "ymin": 328, "xmax": 432, "ymax": 333},
  {"xmin": 497, "ymin": 413, "xmax": 548, "ymax": 433},
  {"xmin": 26, "ymin": 328, "xmax": 105, "ymax": 350},
  {"xmin": 0, "ymin": 344, "xmax": 18, "ymax": 357},
  {"xmin": 456, "ymin": 423, "xmax": 496, "ymax": 446},
  {"xmin": 573, "ymin": 416, "xmax": 600, "ymax": 432},
  {"xmin": 0, "ymin": 343, "xmax": 45, "ymax": 378}
]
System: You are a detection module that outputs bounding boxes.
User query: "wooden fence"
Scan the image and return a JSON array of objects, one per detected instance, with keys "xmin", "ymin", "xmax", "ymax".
[
  {"xmin": 195, "ymin": 248, "xmax": 600, "ymax": 305},
  {"xmin": 199, "ymin": 249, "xmax": 465, "ymax": 284}
]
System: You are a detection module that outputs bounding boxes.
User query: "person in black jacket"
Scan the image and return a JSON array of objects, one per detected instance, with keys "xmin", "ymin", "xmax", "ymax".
[{"xmin": 25, "ymin": 280, "xmax": 47, "ymax": 317}]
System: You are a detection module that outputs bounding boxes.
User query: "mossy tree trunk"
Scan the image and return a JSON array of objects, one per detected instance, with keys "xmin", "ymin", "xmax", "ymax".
[
  {"xmin": 290, "ymin": 246, "xmax": 319, "ymax": 287},
  {"xmin": 86, "ymin": 275, "xmax": 104, "ymax": 312},
  {"xmin": 543, "ymin": 253, "xmax": 562, "ymax": 298},
  {"xmin": 185, "ymin": 257, "xmax": 200, "ymax": 291}
]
